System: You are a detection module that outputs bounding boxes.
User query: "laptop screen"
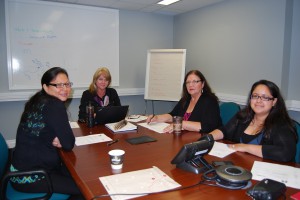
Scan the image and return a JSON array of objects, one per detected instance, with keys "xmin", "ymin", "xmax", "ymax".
[{"xmin": 95, "ymin": 105, "xmax": 129, "ymax": 125}]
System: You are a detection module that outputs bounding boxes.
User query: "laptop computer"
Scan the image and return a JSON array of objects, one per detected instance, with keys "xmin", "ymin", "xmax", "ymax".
[{"xmin": 95, "ymin": 105, "xmax": 129, "ymax": 125}]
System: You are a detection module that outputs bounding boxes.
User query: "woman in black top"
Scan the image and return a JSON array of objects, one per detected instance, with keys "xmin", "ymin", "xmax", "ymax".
[
  {"xmin": 146, "ymin": 70, "xmax": 221, "ymax": 134},
  {"xmin": 11, "ymin": 67, "xmax": 83, "ymax": 199},
  {"xmin": 208, "ymin": 80, "xmax": 297, "ymax": 162},
  {"xmin": 78, "ymin": 67, "xmax": 121, "ymax": 122}
]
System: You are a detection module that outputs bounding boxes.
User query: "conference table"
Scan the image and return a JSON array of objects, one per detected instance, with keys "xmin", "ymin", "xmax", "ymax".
[{"xmin": 60, "ymin": 122, "xmax": 300, "ymax": 200}]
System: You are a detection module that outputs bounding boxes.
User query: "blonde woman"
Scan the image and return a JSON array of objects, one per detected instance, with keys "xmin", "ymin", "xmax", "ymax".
[{"xmin": 78, "ymin": 67, "xmax": 121, "ymax": 122}]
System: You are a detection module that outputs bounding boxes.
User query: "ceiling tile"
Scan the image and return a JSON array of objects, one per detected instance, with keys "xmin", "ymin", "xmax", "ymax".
[{"xmin": 41, "ymin": 0, "xmax": 226, "ymax": 16}]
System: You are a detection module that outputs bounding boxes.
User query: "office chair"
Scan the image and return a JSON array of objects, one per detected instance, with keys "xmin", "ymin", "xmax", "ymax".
[
  {"xmin": 0, "ymin": 132, "xmax": 70, "ymax": 200},
  {"xmin": 219, "ymin": 102, "xmax": 240, "ymax": 125},
  {"xmin": 294, "ymin": 121, "xmax": 300, "ymax": 163}
]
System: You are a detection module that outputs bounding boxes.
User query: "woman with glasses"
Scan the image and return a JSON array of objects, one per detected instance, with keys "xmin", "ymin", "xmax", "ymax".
[
  {"xmin": 78, "ymin": 67, "xmax": 121, "ymax": 123},
  {"xmin": 146, "ymin": 70, "xmax": 221, "ymax": 133},
  {"xmin": 207, "ymin": 80, "xmax": 297, "ymax": 162},
  {"xmin": 11, "ymin": 67, "xmax": 84, "ymax": 199}
]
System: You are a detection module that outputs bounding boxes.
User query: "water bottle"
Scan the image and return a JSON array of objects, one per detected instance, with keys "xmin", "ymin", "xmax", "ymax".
[{"xmin": 86, "ymin": 102, "xmax": 94, "ymax": 128}]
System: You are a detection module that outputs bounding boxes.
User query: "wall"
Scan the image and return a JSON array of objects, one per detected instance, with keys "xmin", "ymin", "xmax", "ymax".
[
  {"xmin": 289, "ymin": 0, "xmax": 300, "ymax": 101},
  {"xmin": 1, "ymin": 0, "xmax": 300, "ymax": 142},
  {"xmin": 287, "ymin": 0, "xmax": 299, "ymax": 124},
  {"xmin": 173, "ymin": 0, "xmax": 300, "ymax": 113},
  {"xmin": 0, "ymin": 1, "xmax": 175, "ymax": 140},
  {"xmin": 174, "ymin": 0, "xmax": 286, "ymax": 96}
]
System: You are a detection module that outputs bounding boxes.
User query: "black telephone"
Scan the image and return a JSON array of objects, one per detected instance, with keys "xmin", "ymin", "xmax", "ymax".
[
  {"xmin": 246, "ymin": 179, "xmax": 286, "ymax": 200},
  {"xmin": 203, "ymin": 165, "xmax": 252, "ymax": 189}
]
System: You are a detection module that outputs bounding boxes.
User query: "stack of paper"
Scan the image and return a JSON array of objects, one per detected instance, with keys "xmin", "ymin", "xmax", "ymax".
[{"xmin": 105, "ymin": 121, "xmax": 137, "ymax": 133}]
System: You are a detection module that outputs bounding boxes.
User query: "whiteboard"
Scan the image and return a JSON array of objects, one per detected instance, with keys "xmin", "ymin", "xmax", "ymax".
[
  {"xmin": 5, "ymin": 0, "xmax": 119, "ymax": 90},
  {"xmin": 144, "ymin": 49, "xmax": 186, "ymax": 101}
]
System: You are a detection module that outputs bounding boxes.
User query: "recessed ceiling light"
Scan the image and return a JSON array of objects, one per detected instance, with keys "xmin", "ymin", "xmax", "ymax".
[{"xmin": 157, "ymin": 0, "xmax": 180, "ymax": 6}]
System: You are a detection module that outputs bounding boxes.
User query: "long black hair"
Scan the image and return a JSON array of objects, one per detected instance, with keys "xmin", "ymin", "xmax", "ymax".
[
  {"xmin": 181, "ymin": 70, "xmax": 218, "ymax": 107},
  {"xmin": 238, "ymin": 80, "xmax": 296, "ymax": 138},
  {"xmin": 20, "ymin": 67, "xmax": 69, "ymax": 122}
]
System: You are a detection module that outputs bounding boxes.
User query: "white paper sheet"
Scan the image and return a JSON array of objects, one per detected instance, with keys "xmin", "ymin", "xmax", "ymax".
[
  {"xmin": 69, "ymin": 121, "xmax": 79, "ymax": 128},
  {"xmin": 126, "ymin": 115, "xmax": 148, "ymax": 123},
  {"xmin": 208, "ymin": 142, "xmax": 236, "ymax": 158},
  {"xmin": 75, "ymin": 134, "xmax": 112, "ymax": 146},
  {"xmin": 138, "ymin": 122, "xmax": 170, "ymax": 134},
  {"xmin": 251, "ymin": 161, "xmax": 300, "ymax": 189},
  {"xmin": 99, "ymin": 166, "xmax": 181, "ymax": 200}
]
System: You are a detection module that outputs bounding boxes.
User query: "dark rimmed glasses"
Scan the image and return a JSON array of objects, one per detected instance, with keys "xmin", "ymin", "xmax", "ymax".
[
  {"xmin": 48, "ymin": 82, "xmax": 73, "ymax": 89},
  {"xmin": 251, "ymin": 94, "xmax": 274, "ymax": 101}
]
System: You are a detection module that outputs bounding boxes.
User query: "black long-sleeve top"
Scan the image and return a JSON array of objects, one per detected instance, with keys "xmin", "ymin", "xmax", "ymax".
[
  {"xmin": 12, "ymin": 97, "xmax": 75, "ymax": 172},
  {"xmin": 169, "ymin": 93, "xmax": 222, "ymax": 133},
  {"xmin": 219, "ymin": 114, "xmax": 297, "ymax": 162},
  {"xmin": 78, "ymin": 88, "xmax": 121, "ymax": 121}
]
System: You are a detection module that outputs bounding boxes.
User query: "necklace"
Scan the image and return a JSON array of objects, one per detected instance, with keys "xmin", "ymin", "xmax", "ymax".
[
  {"xmin": 250, "ymin": 120, "xmax": 263, "ymax": 128},
  {"xmin": 247, "ymin": 120, "xmax": 264, "ymax": 135}
]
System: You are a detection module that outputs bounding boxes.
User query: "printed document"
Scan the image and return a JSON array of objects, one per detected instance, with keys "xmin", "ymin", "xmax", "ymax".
[
  {"xmin": 251, "ymin": 161, "xmax": 300, "ymax": 189},
  {"xmin": 99, "ymin": 166, "xmax": 181, "ymax": 200}
]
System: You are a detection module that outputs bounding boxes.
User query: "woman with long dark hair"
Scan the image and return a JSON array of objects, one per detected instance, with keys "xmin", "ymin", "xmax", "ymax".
[
  {"xmin": 146, "ymin": 70, "xmax": 221, "ymax": 133},
  {"xmin": 208, "ymin": 80, "xmax": 297, "ymax": 162},
  {"xmin": 11, "ymin": 67, "xmax": 83, "ymax": 199}
]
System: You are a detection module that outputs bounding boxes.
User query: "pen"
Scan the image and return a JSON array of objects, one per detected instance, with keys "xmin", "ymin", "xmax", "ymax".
[
  {"xmin": 107, "ymin": 139, "xmax": 119, "ymax": 146},
  {"xmin": 128, "ymin": 115, "xmax": 140, "ymax": 119},
  {"xmin": 148, "ymin": 100, "xmax": 155, "ymax": 124},
  {"xmin": 148, "ymin": 115, "xmax": 155, "ymax": 124}
]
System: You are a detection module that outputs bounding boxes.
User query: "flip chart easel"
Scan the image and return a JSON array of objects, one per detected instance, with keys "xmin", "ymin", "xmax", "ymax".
[{"xmin": 144, "ymin": 49, "xmax": 186, "ymax": 114}]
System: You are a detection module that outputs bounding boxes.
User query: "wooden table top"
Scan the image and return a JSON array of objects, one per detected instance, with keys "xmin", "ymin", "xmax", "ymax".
[{"xmin": 60, "ymin": 122, "xmax": 300, "ymax": 200}]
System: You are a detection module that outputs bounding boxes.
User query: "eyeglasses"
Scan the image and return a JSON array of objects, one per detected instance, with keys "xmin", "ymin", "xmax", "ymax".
[
  {"xmin": 98, "ymin": 78, "xmax": 108, "ymax": 82},
  {"xmin": 48, "ymin": 82, "xmax": 73, "ymax": 89},
  {"xmin": 185, "ymin": 80, "xmax": 202, "ymax": 85},
  {"xmin": 251, "ymin": 94, "xmax": 274, "ymax": 101}
]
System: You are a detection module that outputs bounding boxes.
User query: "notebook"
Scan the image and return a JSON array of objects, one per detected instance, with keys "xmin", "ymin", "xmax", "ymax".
[
  {"xmin": 95, "ymin": 105, "xmax": 129, "ymax": 125},
  {"xmin": 105, "ymin": 120, "xmax": 137, "ymax": 133}
]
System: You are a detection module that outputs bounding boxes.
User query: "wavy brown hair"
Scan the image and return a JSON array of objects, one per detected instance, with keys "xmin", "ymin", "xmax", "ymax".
[{"xmin": 181, "ymin": 70, "xmax": 218, "ymax": 107}]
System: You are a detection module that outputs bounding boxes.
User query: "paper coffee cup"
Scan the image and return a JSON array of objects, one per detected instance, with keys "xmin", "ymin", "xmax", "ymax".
[{"xmin": 108, "ymin": 149, "xmax": 125, "ymax": 170}]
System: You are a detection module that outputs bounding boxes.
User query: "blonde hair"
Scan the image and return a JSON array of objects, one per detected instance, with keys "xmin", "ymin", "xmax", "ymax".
[{"xmin": 88, "ymin": 67, "xmax": 112, "ymax": 93}]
